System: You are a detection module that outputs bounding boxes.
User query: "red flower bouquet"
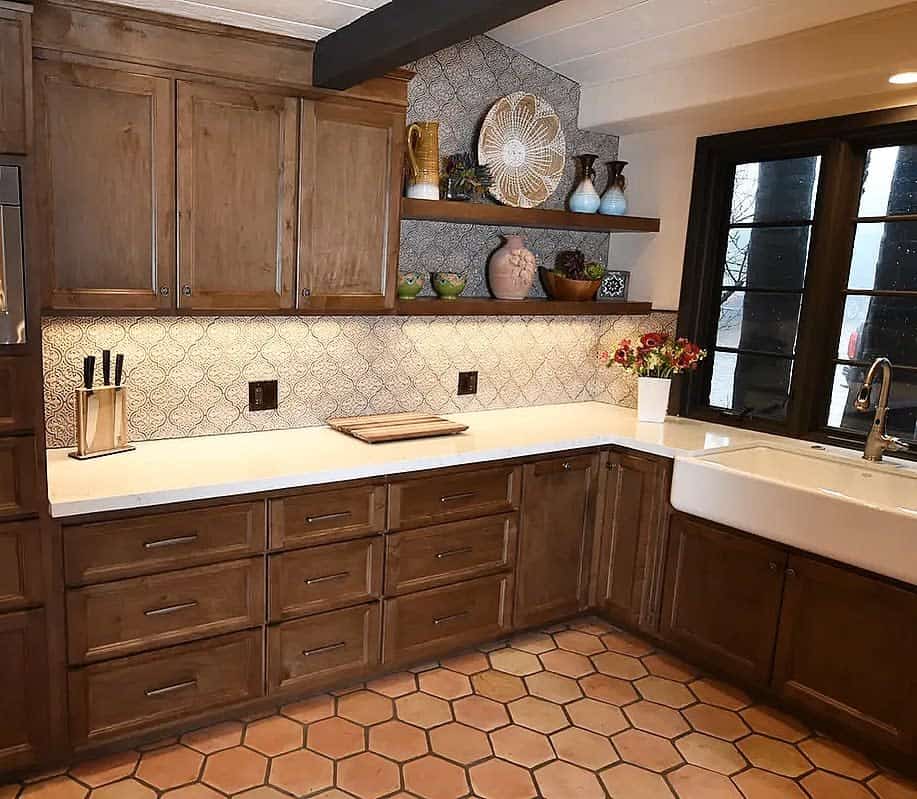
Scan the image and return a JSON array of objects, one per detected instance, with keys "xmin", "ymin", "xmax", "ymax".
[{"xmin": 605, "ymin": 333, "xmax": 706, "ymax": 378}]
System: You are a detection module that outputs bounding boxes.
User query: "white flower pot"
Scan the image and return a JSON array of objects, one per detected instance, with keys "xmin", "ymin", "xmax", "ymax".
[{"xmin": 637, "ymin": 377, "xmax": 671, "ymax": 423}]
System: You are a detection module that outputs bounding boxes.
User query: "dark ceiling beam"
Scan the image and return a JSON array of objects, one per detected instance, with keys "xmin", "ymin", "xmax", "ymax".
[{"xmin": 313, "ymin": 0, "xmax": 564, "ymax": 90}]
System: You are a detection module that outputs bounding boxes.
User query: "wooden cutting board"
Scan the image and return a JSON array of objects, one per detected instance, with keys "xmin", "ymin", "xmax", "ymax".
[{"xmin": 327, "ymin": 412, "xmax": 468, "ymax": 444}]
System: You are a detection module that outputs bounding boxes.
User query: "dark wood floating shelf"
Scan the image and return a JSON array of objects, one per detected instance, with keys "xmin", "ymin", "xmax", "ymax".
[
  {"xmin": 397, "ymin": 298, "xmax": 653, "ymax": 316},
  {"xmin": 402, "ymin": 198, "xmax": 660, "ymax": 233}
]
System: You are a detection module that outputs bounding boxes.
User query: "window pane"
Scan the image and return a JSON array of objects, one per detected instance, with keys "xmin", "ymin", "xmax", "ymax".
[
  {"xmin": 716, "ymin": 291, "xmax": 802, "ymax": 354},
  {"xmin": 847, "ymin": 221, "xmax": 917, "ymax": 291},
  {"xmin": 838, "ymin": 294, "xmax": 917, "ymax": 366},
  {"xmin": 858, "ymin": 144, "xmax": 917, "ymax": 217},
  {"xmin": 724, "ymin": 227, "xmax": 811, "ymax": 290},
  {"xmin": 730, "ymin": 156, "xmax": 821, "ymax": 224},
  {"xmin": 827, "ymin": 364, "xmax": 917, "ymax": 441},
  {"xmin": 709, "ymin": 350, "xmax": 793, "ymax": 420}
]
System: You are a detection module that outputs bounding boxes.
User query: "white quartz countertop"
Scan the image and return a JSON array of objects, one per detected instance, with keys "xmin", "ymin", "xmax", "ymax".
[{"xmin": 46, "ymin": 402, "xmax": 770, "ymax": 518}]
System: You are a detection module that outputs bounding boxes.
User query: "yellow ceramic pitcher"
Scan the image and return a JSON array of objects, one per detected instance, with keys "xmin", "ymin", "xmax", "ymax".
[{"xmin": 406, "ymin": 121, "xmax": 440, "ymax": 200}]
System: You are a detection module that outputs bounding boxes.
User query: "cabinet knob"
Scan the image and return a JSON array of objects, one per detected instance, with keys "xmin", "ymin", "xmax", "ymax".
[
  {"xmin": 301, "ymin": 288, "xmax": 311, "ymax": 298},
  {"xmin": 768, "ymin": 561, "xmax": 778, "ymax": 572},
  {"xmin": 786, "ymin": 567, "xmax": 797, "ymax": 578},
  {"xmin": 563, "ymin": 462, "xmax": 572, "ymax": 470},
  {"xmin": 182, "ymin": 285, "xmax": 192, "ymax": 297},
  {"xmin": 159, "ymin": 286, "xmax": 170, "ymax": 296}
]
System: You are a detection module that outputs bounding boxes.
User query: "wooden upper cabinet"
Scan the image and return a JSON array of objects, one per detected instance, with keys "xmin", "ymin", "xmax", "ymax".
[
  {"xmin": 298, "ymin": 100, "xmax": 403, "ymax": 311},
  {"xmin": 515, "ymin": 453, "xmax": 599, "ymax": 628},
  {"xmin": 0, "ymin": 7, "xmax": 32, "ymax": 155},
  {"xmin": 177, "ymin": 82, "xmax": 298, "ymax": 310},
  {"xmin": 34, "ymin": 61, "xmax": 175, "ymax": 311}
]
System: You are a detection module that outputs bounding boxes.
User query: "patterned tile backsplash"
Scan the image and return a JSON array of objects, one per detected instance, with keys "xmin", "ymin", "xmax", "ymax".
[{"xmin": 42, "ymin": 313, "xmax": 677, "ymax": 448}]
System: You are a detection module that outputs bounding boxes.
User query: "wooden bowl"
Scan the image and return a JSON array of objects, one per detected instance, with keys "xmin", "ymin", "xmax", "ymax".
[{"xmin": 540, "ymin": 269, "xmax": 601, "ymax": 301}]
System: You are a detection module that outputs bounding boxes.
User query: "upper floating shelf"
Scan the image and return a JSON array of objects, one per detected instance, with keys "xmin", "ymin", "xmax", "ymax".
[{"xmin": 401, "ymin": 198, "xmax": 660, "ymax": 234}]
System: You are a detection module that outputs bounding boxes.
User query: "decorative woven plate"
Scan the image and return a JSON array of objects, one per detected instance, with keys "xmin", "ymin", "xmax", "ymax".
[{"xmin": 478, "ymin": 92, "xmax": 566, "ymax": 208}]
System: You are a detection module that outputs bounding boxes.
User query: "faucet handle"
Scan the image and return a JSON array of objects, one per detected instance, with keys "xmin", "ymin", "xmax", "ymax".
[{"xmin": 887, "ymin": 436, "xmax": 915, "ymax": 453}]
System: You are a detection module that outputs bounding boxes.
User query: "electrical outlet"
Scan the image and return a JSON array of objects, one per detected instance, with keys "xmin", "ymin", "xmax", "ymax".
[
  {"xmin": 248, "ymin": 380, "xmax": 278, "ymax": 412},
  {"xmin": 457, "ymin": 371, "xmax": 478, "ymax": 396}
]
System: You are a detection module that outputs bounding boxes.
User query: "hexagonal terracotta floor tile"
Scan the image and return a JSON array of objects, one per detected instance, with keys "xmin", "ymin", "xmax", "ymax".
[
  {"xmin": 592, "ymin": 651, "xmax": 648, "ymax": 680},
  {"xmin": 337, "ymin": 753, "xmax": 400, "ymax": 799},
  {"xmin": 868, "ymin": 773, "xmax": 917, "ymax": 799},
  {"xmin": 280, "ymin": 694, "xmax": 335, "ymax": 723},
  {"xmin": 490, "ymin": 648, "xmax": 543, "ymax": 676},
  {"xmin": 525, "ymin": 671, "xmax": 582, "ymax": 704},
  {"xmin": 683, "ymin": 704, "xmax": 750, "ymax": 741},
  {"xmin": 612, "ymin": 729, "xmax": 683, "ymax": 772},
  {"xmin": 269, "ymin": 749, "xmax": 333, "ymax": 797},
  {"xmin": 201, "ymin": 747, "xmax": 266, "ymax": 794},
  {"xmin": 508, "ymin": 697, "xmax": 569, "ymax": 734},
  {"xmin": 535, "ymin": 760, "xmax": 605, "ymax": 799},
  {"xmin": 403, "ymin": 755, "xmax": 469, "ymax": 799},
  {"xmin": 624, "ymin": 700, "xmax": 690, "ymax": 738},
  {"xmin": 490, "ymin": 726, "xmax": 554, "ymax": 768},
  {"xmin": 600, "ymin": 763, "xmax": 675, "ymax": 799},
  {"xmin": 470, "ymin": 758, "xmax": 537, "ymax": 799},
  {"xmin": 93, "ymin": 778, "xmax": 156, "ymax": 799},
  {"xmin": 19, "ymin": 777, "xmax": 88, "ymax": 799},
  {"xmin": 802, "ymin": 770, "xmax": 874, "ymax": 799},
  {"xmin": 554, "ymin": 630, "xmax": 604, "ymax": 655},
  {"xmin": 181, "ymin": 721, "xmax": 245, "ymax": 754},
  {"xmin": 551, "ymin": 727, "xmax": 619, "ymax": 770},
  {"xmin": 366, "ymin": 672, "xmax": 417, "ymax": 698},
  {"xmin": 369, "ymin": 719, "xmax": 428, "ymax": 761},
  {"xmin": 579, "ymin": 673, "xmax": 639, "ymax": 706},
  {"xmin": 307, "ymin": 717, "xmax": 366, "ymax": 759},
  {"xmin": 734, "ymin": 768, "xmax": 808, "ymax": 798},
  {"xmin": 454, "ymin": 695, "xmax": 510, "ymax": 731},
  {"xmin": 540, "ymin": 650, "xmax": 594, "ymax": 678},
  {"xmin": 136, "ymin": 745, "xmax": 204, "ymax": 791},
  {"xmin": 675, "ymin": 733, "xmax": 746, "ymax": 776},
  {"xmin": 689, "ymin": 678, "xmax": 752, "ymax": 711},
  {"xmin": 569, "ymin": 617, "xmax": 615, "ymax": 635},
  {"xmin": 668, "ymin": 765, "xmax": 743, "ymax": 798},
  {"xmin": 739, "ymin": 705, "xmax": 809, "ymax": 743},
  {"xmin": 601, "ymin": 630, "xmax": 654, "ymax": 657},
  {"xmin": 338, "ymin": 689, "xmax": 395, "ymax": 726},
  {"xmin": 799, "ymin": 737, "xmax": 876, "ymax": 780},
  {"xmin": 69, "ymin": 750, "xmax": 139, "ymax": 787},
  {"xmin": 471, "ymin": 670, "xmax": 527, "ymax": 702},
  {"xmin": 429, "ymin": 722, "xmax": 492, "ymax": 764},
  {"xmin": 510, "ymin": 632, "xmax": 556, "ymax": 654},
  {"xmin": 567, "ymin": 698, "xmax": 628, "ymax": 735},
  {"xmin": 419, "ymin": 668, "xmax": 473, "ymax": 700},
  {"xmin": 235, "ymin": 788, "xmax": 293, "ymax": 799},
  {"xmin": 396, "ymin": 692, "xmax": 453, "ymax": 729},
  {"xmin": 440, "ymin": 650, "xmax": 490, "ymax": 675},
  {"xmin": 737, "ymin": 735, "xmax": 813, "ymax": 778},
  {"xmin": 635, "ymin": 676, "xmax": 695, "ymax": 708},
  {"xmin": 642, "ymin": 653, "xmax": 698, "ymax": 682},
  {"xmin": 244, "ymin": 715, "xmax": 304, "ymax": 756}
]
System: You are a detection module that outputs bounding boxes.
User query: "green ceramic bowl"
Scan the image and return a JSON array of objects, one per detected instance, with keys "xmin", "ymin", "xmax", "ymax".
[
  {"xmin": 397, "ymin": 271, "xmax": 425, "ymax": 300},
  {"xmin": 431, "ymin": 271, "xmax": 467, "ymax": 300}
]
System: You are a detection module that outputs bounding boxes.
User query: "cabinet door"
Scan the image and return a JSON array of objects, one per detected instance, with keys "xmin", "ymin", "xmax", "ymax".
[
  {"xmin": 0, "ymin": 435, "xmax": 37, "ymax": 519},
  {"xmin": 0, "ymin": 609, "xmax": 49, "ymax": 773},
  {"xmin": 773, "ymin": 555, "xmax": 917, "ymax": 755},
  {"xmin": 34, "ymin": 61, "xmax": 175, "ymax": 310},
  {"xmin": 0, "ymin": 357, "xmax": 34, "ymax": 434},
  {"xmin": 661, "ymin": 514, "xmax": 786, "ymax": 685},
  {"xmin": 596, "ymin": 450, "xmax": 671, "ymax": 630},
  {"xmin": 298, "ymin": 100, "xmax": 403, "ymax": 311},
  {"xmin": 515, "ymin": 453, "xmax": 599, "ymax": 628},
  {"xmin": 177, "ymin": 82, "xmax": 298, "ymax": 310},
  {"xmin": 0, "ymin": 8, "xmax": 32, "ymax": 154}
]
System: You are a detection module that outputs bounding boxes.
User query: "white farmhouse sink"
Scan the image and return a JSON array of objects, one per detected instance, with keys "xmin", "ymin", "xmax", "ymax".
[{"xmin": 672, "ymin": 444, "xmax": 917, "ymax": 585}]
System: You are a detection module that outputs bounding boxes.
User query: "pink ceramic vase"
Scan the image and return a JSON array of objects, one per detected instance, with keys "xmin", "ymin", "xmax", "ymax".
[{"xmin": 488, "ymin": 235, "xmax": 537, "ymax": 300}]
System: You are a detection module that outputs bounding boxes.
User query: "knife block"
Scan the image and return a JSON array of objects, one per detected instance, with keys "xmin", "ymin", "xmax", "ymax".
[{"xmin": 70, "ymin": 386, "xmax": 135, "ymax": 460}]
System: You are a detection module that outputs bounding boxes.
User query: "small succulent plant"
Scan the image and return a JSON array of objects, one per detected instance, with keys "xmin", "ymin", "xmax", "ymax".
[
  {"xmin": 554, "ymin": 251, "xmax": 606, "ymax": 281},
  {"xmin": 442, "ymin": 153, "xmax": 493, "ymax": 199}
]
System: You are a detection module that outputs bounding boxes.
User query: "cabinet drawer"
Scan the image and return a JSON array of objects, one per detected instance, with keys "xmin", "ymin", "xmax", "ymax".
[
  {"xmin": 385, "ymin": 514, "xmax": 517, "ymax": 595},
  {"xmin": 388, "ymin": 464, "xmax": 521, "ymax": 530},
  {"xmin": 269, "ymin": 482, "xmax": 386, "ymax": 550},
  {"xmin": 66, "ymin": 558, "xmax": 264, "ymax": 664},
  {"xmin": 0, "ymin": 435, "xmax": 37, "ymax": 519},
  {"xmin": 69, "ymin": 629, "xmax": 263, "ymax": 747},
  {"xmin": 383, "ymin": 574, "xmax": 513, "ymax": 666},
  {"xmin": 0, "ymin": 520, "xmax": 43, "ymax": 612},
  {"xmin": 268, "ymin": 603, "xmax": 380, "ymax": 695},
  {"xmin": 64, "ymin": 502, "xmax": 266, "ymax": 586},
  {"xmin": 269, "ymin": 537, "xmax": 382, "ymax": 621}
]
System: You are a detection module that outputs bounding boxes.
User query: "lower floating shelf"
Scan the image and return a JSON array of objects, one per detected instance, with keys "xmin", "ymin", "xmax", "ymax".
[{"xmin": 396, "ymin": 298, "xmax": 653, "ymax": 316}]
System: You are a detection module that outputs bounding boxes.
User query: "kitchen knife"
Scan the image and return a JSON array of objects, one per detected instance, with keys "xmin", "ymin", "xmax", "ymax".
[
  {"xmin": 114, "ymin": 354, "xmax": 124, "ymax": 387},
  {"xmin": 83, "ymin": 356, "xmax": 95, "ymax": 391},
  {"xmin": 102, "ymin": 349, "xmax": 111, "ymax": 386}
]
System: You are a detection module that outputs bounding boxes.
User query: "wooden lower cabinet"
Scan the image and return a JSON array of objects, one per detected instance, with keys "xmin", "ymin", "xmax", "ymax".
[
  {"xmin": 0, "ymin": 435, "xmax": 37, "ymax": 519},
  {"xmin": 0, "ymin": 521, "xmax": 43, "ymax": 613},
  {"xmin": 514, "ymin": 453, "xmax": 598, "ymax": 628},
  {"xmin": 660, "ymin": 514, "xmax": 787, "ymax": 685},
  {"xmin": 0, "ymin": 357, "xmax": 34, "ymax": 435},
  {"xmin": 773, "ymin": 554, "xmax": 917, "ymax": 755}
]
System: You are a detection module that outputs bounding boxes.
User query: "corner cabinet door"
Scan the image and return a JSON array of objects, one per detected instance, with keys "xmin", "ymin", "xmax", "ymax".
[
  {"xmin": 515, "ymin": 453, "xmax": 599, "ymax": 628},
  {"xmin": 298, "ymin": 100, "xmax": 403, "ymax": 312},
  {"xmin": 33, "ymin": 61, "xmax": 175, "ymax": 311},
  {"xmin": 773, "ymin": 555, "xmax": 917, "ymax": 755},
  {"xmin": 0, "ymin": 8, "xmax": 32, "ymax": 154},
  {"xmin": 177, "ymin": 82, "xmax": 298, "ymax": 310},
  {"xmin": 660, "ymin": 514, "xmax": 786, "ymax": 685}
]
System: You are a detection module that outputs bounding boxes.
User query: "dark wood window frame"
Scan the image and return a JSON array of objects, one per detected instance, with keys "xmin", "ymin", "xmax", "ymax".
[{"xmin": 677, "ymin": 104, "xmax": 917, "ymax": 455}]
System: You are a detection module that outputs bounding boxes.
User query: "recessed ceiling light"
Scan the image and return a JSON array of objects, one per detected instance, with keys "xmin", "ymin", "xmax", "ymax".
[{"xmin": 889, "ymin": 72, "xmax": 917, "ymax": 85}]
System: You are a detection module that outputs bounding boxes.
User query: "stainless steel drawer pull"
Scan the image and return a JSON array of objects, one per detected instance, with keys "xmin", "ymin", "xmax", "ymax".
[
  {"xmin": 440, "ymin": 491, "xmax": 477, "ymax": 504},
  {"xmin": 436, "ymin": 547, "xmax": 473, "ymax": 560},
  {"xmin": 143, "ymin": 534, "xmax": 199, "ymax": 550},
  {"xmin": 305, "ymin": 571, "xmax": 349, "ymax": 586},
  {"xmin": 433, "ymin": 611, "xmax": 470, "ymax": 626},
  {"xmin": 144, "ymin": 601, "xmax": 199, "ymax": 617},
  {"xmin": 302, "ymin": 641, "xmax": 346, "ymax": 657},
  {"xmin": 145, "ymin": 679, "xmax": 197, "ymax": 698},
  {"xmin": 306, "ymin": 511, "xmax": 352, "ymax": 524}
]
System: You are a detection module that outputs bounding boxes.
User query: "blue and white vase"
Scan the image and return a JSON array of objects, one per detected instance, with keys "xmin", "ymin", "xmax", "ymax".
[
  {"xmin": 569, "ymin": 154, "xmax": 601, "ymax": 214},
  {"xmin": 600, "ymin": 160, "xmax": 628, "ymax": 216}
]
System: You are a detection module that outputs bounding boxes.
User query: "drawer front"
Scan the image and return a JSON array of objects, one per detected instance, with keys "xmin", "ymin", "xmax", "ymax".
[
  {"xmin": 383, "ymin": 573, "xmax": 513, "ymax": 666},
  {"xmin": 269, "ymin": 482, "xmax": 386, "ymax": 550},
  {"xmin": 385, "ymin": 514, "xmax": 517, "ymax": 595},
  {"xmin": 66, "ymin": 558, "xmax": 265, "ymax": 664},
  {"xmin": 0, "ymin": 520, "xmax": 43, "ymax": 612},
  {"xmin": 0, "ymin": 357, "xmax": 34, "ymax": 434},
  {"xmin": 268, "ymin": 603, "xmax": 380, "ymax": 695},
  {"xmin": 64, "ymin": 502, "xmax": 266, "ymax": 585},
  {"xmin": 69, "ymin": 629, "xmax": 263, "ymax": 747},
  {"xmin": 388, "ymin": 464, "xmax": 521, "ymax": 531},
  {"xmin": 0, "ymin": 435, "xmax": 37, "ymax": 519},
  {"xmin": 269, "ymin": 537, "xmax": 382, "ymax": 621}
]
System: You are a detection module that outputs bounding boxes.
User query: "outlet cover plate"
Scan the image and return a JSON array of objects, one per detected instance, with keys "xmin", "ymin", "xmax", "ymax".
[
  {"xmin": 458, "ymin": 371, "xmax": 478, "ymax": 396},
  {"xmin": 248, "ymin": 380, "xmax": 278, "ymax": 412}
]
